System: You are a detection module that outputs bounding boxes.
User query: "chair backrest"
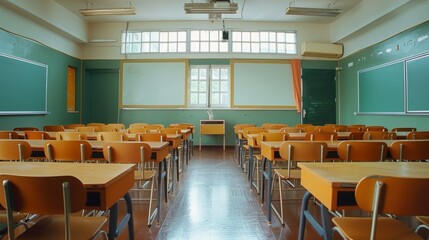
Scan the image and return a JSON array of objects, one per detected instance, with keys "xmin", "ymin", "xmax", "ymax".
[
  {"xmin": 363, "ymin": 131, "xmax": 397, "ymax": 140},
  {"xmin": 337, "ymin": 141, "xmax": 388, "ymax": 162},
  {"xmin": 98, "ymin": 125, "xmax": 118, "ymax": 132},
  {"xmin": 391, "ymin": 127, "xmax": 416, "ymax": 132},
  {"xmin": 294, "ymin": 124, "xmax": 314, "ymax": 128},
  {"xmin": 0, "ymin": 175, "xmax": 86, "ymax": 239},
  {"xmin": 304, "ymin": 132, "xmax": 338, "ymax": 141},
  {"xmin": 108, "ymin": 123, "xmax": 126, "ymax": 131},
  {"xmin": 97, "ymin": 132, "xmax": 128, "ymax": 141},
  {"xmin": 279, "ymin": 127, "xmax": 304, "ymax": 133},
  {"xmin": 144, "ymin": 124, "xmax": 164, "ymax": 132},
  {"xmin": 24, "ymin": 131, "xmax": 51, "ymax": 140},
  {"xmin": 364, "ymin": 126, "xmax": 387, "ymax": 132},
  {"xmin": 13, "ymin": 127, "xmax": 39, "ymax": 131},
  {"xmin": 103, "ymin": 142, "xmax": 152, "ymax": 166},
  {"xmin": 355, "ymin": 175, "xmax": 429, "ymax": 217},
  {"xmin": 242, "ymin": 127, "xmax": 267, "ymax": 139},
  {"xmin": 279, "ymin": 141, "xmax": 328, "ymax": 163},
  {"xmin": 0, "ymin": 132, "xmax": 19, "ymax": 139},
  {"xmin": 348, "ymin": 131, "xmax": 365, "ymax": 140},
  {"xmin": 389, "ymin": 140, "xmax": 429, "ymax": 161},
  {"xmin": 314, "ymin": 126, "xmax": 336, "ymax": 133},
  {"xmin": 87, "ymin": 123, "xmax": 105, "ymax": 127},
  {"xmin": 332, "ymin": 125, "xmax": 348, "ymax": 132},
  {"xmin": 347, "ymin": 126, "xmax": 363, "ymax": 132},
  {"xmin": 136, "ymin": 133, "xmax": 167, "ymax": 142},
  {"xmin": 268, "ymin": 124, "xmax": 288, "ymax": 130},
  {"xmin": 162, "ymin": 127, "xmax": 181, "ymax": 135},
  {"xmin": 63, "ymin": 124, "xmax": 84, "ymax": 130},
  {"xmin": 129, "ymin": 123, "xmax": 148, "ymax": 129},
  {"xmin": 56, "ymin": 132, "xmax": 88, "ymax": 140},
  {"xmin": 407, "ymin": 131, "xmax": 429, "ymax": 139},
  {"xmin": 233, "ymin": 124, "xmax": 256, "ymax": 134},
  {"xmin": 303, "ymin": 125, "xmax": 317, "ymax": 132},
  {"xmin": 75, "ymin": 126, "xmax": 99, "ymax": 132},
  {"xmin": 261, "ymin": 123, "xmax": 274, "ymax": 129},
  {"xmin": 0, "ymin": 140, "xmax": 32, "ymax": 161},
  {"xmin": 44, "ymin": 140, "xmax": 92, "ymax": 162},
  {"xmin": 127, "ymin": 126, "xmax": 147, "ymax": 134},
  {"xmin": 43, "ymin": 125, "xmax": 65, "ymax": 132},
  {"xmin": 256, "ymin": 132, "xmax": 289, "ymax": 146}
]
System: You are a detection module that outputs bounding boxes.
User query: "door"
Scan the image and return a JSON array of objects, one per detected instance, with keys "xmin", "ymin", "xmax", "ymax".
[
  {"xmin": 83, "ymin": 69, "xmax": 119, "ymax": 124},
  {"xmin": 301, "ymin": 69, "xmax": 336, "ymax": 125}
]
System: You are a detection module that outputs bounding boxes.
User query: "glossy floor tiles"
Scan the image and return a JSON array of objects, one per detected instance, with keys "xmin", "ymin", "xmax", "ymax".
[{"xmin": 113, "ymin": 147, "xmax": 322, "ymax": 240}]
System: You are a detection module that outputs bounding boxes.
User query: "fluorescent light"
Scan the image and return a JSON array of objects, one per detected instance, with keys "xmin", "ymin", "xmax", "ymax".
[
  {"xmin": 285, "ymin": 7, "xmax": 341, "ymax": 17},
  {"xmin": 79, "ymin": 7, "xmax": 136, "ymax": 16},
  {"xmin": 184, "ymin": 2, "xmax": 238, "ymax": 14}
]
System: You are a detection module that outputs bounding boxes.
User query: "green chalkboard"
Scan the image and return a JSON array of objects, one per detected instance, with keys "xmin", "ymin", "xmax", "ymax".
[
  {"xmin": 358, "ymin": 62, "xmax": 405, "ymax": 113},
  {"xmin": 406, "ymin": 54, "xmax": 429, "ymax": 112},
  {"xmin": 0, "ymin": 53, "xmax": 48, "ymax": 115}
]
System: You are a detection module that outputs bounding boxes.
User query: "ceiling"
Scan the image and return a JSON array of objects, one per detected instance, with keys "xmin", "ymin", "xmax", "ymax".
[{"xmin": 54, "ymin": 0, "xmax": 363, "ymax": 24}]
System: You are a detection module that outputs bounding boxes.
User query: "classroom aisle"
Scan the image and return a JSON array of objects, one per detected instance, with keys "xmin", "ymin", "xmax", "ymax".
[{"xmin": 157, "ymin": 147, "xmax": 276, "ymax": 239}]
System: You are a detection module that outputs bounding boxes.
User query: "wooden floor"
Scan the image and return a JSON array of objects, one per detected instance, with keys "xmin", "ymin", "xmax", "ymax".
[
  {"xmin": 111, "ymin": 146, "xmax": 323, "ymax": 240},
  {"xmin": 109, "ymin": 146, "xmax": 427, "ymax": 240}
]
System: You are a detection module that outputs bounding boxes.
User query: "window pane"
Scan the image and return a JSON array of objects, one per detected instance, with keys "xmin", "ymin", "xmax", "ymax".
[
  {"xmin": 212, "ymin": 81, "xmax": 219, "ymax": 91},
  {"xmin": 219, "ymin": 42, "xmax": 228, "ymax": 52},
  {"xmin": 169, "ymin": 32, "xmax": 177, "ymax": 41},
  {"xmin": 210, "ymin": 31, "xmax": 219, "ymax": 41},
  {"xmin": 201, "ymin": 31, "xmax": 209, "ymax": 41},
  {"xmin": 211, "ymin": 93, "xmax": 219, "ymax": 104},
  {"xmin": 242, "ymin": 42, "xmax": 251, "ymax": 52},
  {"xmin": 178, "ymin": 43, "xmax": 186, "ymax": 52},
  {"xmin": 191, "ymin": 31, "xmax": 199, "ymax": 41},
  {"xmin": 251, "ymin": 43, "xmax": 260, "ymax": 53},
  {"xmin": 169, "ymin": 43, "xmax": 177, "ymax": 52},
  {"xmin": 242, "ymin": 32, "xmax": 250, "ymax": 41},
  {"xmin": 142, "ymin": 43, "xmax": 150, "ymax": 52},
  {"xmin": 159, "ymin": 43, "xmax": 168, "ymax": 52},
  {"xmin": 286, "ymin": 32, "xmax": 296, "ymax": 42},
  {"xmin": 232, "ymin": 31, "xmax": 241, "ymax": 41},
  {"xmin": 190, "ymin": 42, "xmax": 199, "ymax": 52},
  {"xmin": 190, "ymin": 81, "xmax": 198, "ymax": 91},
  {"xmin": 277, "ymin": 32, "xmax": 285, "ymax": 42},
  {"xmin": 150, "ymin": 43, "xmax": 159, "ymax": 52},
  {"xmin": 200, "ymin": 42, "xmax": 209, "ymax": 52},
  {"xmin": 220, "ymin": 81, "xmax": 228, "ymax": 91},
  {"xmin": 190, "ymin": 93, "xmax": 199, "ymax": 104},
  {"xmin": 199, "ymin": 93, "xmax": 207, "ymax": 104},
  {"xmin": 160, "ymin": 32, "xmax": 168, "ymax": 42},
  {"xmin": 150, "ymin": 32, "xmax": 159, "ymax": 41},
  {"xmin": 191, "ymin": 69, "xmax": 199, "ymax": 80},
  {"xmin": 261, "ymin": 32, "xmax": 269, "ymax": 41},
  {"xmin": 210, "ymin": 42, "xmax": 219, "ymax": 52},
  {"xmin": 199, "ymin": 81, "xmax": 207, "ymax": 91},
  {"xmin": 199, "ymin": 69, "xmax": 207, "ymax": 79},
  {"xmin": 232, "ymin": 42, "xmax": 241, "ymax": 52},
  {"xmin": 142, "ymin": 32, "xmax": 150, "ymax": 42},
  {"xmin": 220, "ymin": 93, "xmax": 229, "ymax": 104},
  {"xmin": 221, "ymin": 69, "xmax": 228, "ymax": 79},
  {"xmin": 212, "ymin": 69, "xmax": 220, "ymax": 79},
  {"xmin": 251, "ymin": 32, "xmax": 259, "ymax": 42},
  {"xmin": 178, "ymin": 31, "xmax": 187, "ymax": 41}
]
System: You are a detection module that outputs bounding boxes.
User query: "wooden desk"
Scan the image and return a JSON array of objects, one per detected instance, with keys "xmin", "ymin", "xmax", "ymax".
[
  {"xmin": 199, "ymin": 120, "xmax": 225, "ymax": 150},
  {"xmin": 0, "ymin": 161, "xmax": 135, "ymax": 240},
  {"xmin": 298, "ymin": 162, "xmax": 429, "ymax": 240}
]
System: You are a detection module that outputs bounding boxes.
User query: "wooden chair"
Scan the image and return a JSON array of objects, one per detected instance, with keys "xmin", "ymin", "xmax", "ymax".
[
  {"xmin": 363, "ymin": 131, "xmax": 397, "ymax": 140},
  {"xmin": 129, "ymin": 123, "xmax": 148, "ymax": 129},
  {"xmin": 43, "ymin": 125, "xmax": 65, "ymax": 132},
  {"xmin": 24, "ymin": 131, "xmax": 51, "ymax": 140},
  {"xmin": 268, "ymin": 124, "xmax": 288, "ymax": 130},
  {"xmin": 127, "ymin": 126, "xmax": 147, "ymax": 134},
  {"xmin": 135, "ymin": 133, "xmax": 167, "ymax": 142},
  {"xmin": 337, "ymin": 141, "xmax": 388, "ymax": 162},
  {"xmin": 0, "ymin": 140, "xmax": 32, "ymax": 162},
  {"xmin": 407, "ymin": 131, "xmax": 429, "ymax": 139},
  {"xmin": 233, "ymin": 124, "xmax": 257, "ymax": 164},
  {"xmin": 273, "ymin": 141, "xmax": 328, "ymax": 225},
  {"xmin": 294, "ymin": 124, "xmax": 314, "ymax": 128},
  {"xmin": 98, "ymin": 125, "xmax": 118, "ymax": 132},
  {"xmin": 347, "ymin": 126, "xmax": 363, "ymax": 132},
  {"xmin": 144, "ymin": 124, "xmax": 164, "ymax": 132},
  {"xmin": 314, "ymin": 126, "xmax": 336, "ymax": 133},
  {"xmin": 56, "ymin": 132, "xmax": 87, "ymax": 140},
  {"xmin": 391, "ymin": 127, "xmax": 416, "ymax": 132},
  {"xmin": 348, "ymin": 131, "xmax": 364, "ymax": 140},
  {"xmin": 332, "ymin": 175, "xmax": 429, "ymax": 240},
  {"xmin": 364, "ymin": 126, "xmax": 387, "ymax": 132},
  {"xmin": 107, "ymin": 123, "xmax": 126, "ymax": 131},
  {"xmin": 304, "ymin": 132, "xmax": 338, "ymax": 141},
  {"xmin": 0, "ymin": 174, "xmax": 108, "ymax": 240},
  {"xmin": 75, "ymin": 126, "xmax": 99, "ymax": 132},
  {"xmin": 251, "ymin": 132, "xmax": 289, "ymax": 193},
  {"xmin": 103, "ymin": 142, "xmax": 156, "ymax": 226},
  {"xmin": 389, "ymin": 140, "xmax": 429, "ymax": 161},
  {"xmin": 63, "ymin": 124, "xmax": 84, "ymax": 130},
  {"xmin": 279, "ymin": 127, "xmax": 304, "ymax": 133},
  {"xmin": 13, "ymin": 127, "xmax": 39, "ymax": 131},
  {"xmin": 0, "ymin": 132, "xmax": 19, "ymax": 139},
  {"xmin": 97, "ymin": 132, "xmax": 129, "ymax": 141},
  {"xmin": 241, "ymin": 127, "xmax": 267, "ymax": 172},
  {"xmin": 44, "ymin": 140, "xmax": 92, "ymax": 163}
]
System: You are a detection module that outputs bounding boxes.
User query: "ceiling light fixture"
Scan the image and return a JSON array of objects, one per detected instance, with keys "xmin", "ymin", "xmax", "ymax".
[
  {"xmin": 285, "ymin": 7, "xmax": 341, "ymax": 17},
  {"xmin": 79, "ymin": 7, "xmax": 136, "ymax": 16},
  {"xmin": 184, "ymin": 2, "xmax": 238, "ymax": 14}
]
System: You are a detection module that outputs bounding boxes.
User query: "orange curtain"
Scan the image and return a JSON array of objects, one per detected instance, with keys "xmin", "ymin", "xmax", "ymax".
[{"xmin": 291, "ymin": 59, "xmax": 302, "ymax": 113}]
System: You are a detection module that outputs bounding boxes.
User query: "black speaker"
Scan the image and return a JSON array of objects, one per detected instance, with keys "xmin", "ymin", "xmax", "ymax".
[{"xmin": 222, "ymin": 30, "xmax": 229, "ymax": 41}]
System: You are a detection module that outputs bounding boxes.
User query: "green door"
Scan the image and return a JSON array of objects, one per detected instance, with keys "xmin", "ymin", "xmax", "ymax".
[
  {"xmin": 83, "ymin": 69, "xmax": 119, "ymax": 124},
  {"xmin": 301, "ymin": 69, "xmax": 336, "ymax": 125}
]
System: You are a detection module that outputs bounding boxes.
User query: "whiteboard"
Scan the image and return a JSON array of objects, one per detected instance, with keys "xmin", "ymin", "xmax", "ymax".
[
  {"xmin": 231, "ymin": 60, "xmax": 295, "ymax": 108},
  {"xmin": 121, "ymin": 60, "xmax": 187, "ymax": 108}
]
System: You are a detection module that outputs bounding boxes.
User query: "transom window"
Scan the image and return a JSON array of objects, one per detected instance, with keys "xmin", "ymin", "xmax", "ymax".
[
  {"xmin": 188, "ymin": 65, "xmax": 230, "ymax": 108},
  {"xmin": 190, "ymin": 30, "xmax": 228, "ymax": 53},
  {"xmin": 232, "ymin": 31, "xmax": 297, "ymax": 54},
  {"xmin": 121, "ymin": 31, "xmax": 187, "ymax": 54}
]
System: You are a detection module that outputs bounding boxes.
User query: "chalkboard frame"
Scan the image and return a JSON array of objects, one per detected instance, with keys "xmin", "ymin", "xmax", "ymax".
[{"xmin": 0, "ymin": 53, "xmax": 48, "ymax": 115}]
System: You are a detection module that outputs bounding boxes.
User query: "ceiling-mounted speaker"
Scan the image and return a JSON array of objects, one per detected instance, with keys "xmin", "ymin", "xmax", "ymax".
[{"xmin": 222, "ymin": 30, "xmax": 229, "ymax": 41}]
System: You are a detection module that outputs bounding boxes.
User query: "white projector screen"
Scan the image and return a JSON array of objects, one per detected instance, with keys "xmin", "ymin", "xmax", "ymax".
[{"xmin": 121, "ymin": 60, "xmax": 187, "ymax": 108}]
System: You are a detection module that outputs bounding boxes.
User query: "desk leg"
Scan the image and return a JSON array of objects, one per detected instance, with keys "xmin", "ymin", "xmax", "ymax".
[
  {"xmin": 248, "ymin": 146, "xmax": 254, "ymax": 182},
  {"xmin": 298, "ymin": 191, "xmax": 332, "ymax": 240},
  {"xmin": 157, "ymin": 159, "xmax": 167, "ymax": 224},
  {"xmin": 266, "ymin": 161, "xmax": 272, "ymax": 224},
  {"xmin": 261, "ymin": 157, "xmax": 267, "ymax": 204},
  {"xmin": 175, "ymin": 148, "xmax": 180, "ymax": 182},
  {"xmin": 108, "ymin": 192, "xmax": 134, "ymax": 240}
]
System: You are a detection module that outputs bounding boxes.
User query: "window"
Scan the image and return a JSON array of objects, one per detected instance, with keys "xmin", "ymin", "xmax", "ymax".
[
  {"xmin": 232, "ymin": 31, "xmax": 297, "ymax": 54},
  {"xmin": 121, "ymin": 31, "xmax": 187, "ymax": 54},
  {"xmin": 188, "ymin": 65, "xmax": 230, "ymax": 108},
  {"xmin": 190, "ymin": 30, "xmax": 229, "ymax": 53}
]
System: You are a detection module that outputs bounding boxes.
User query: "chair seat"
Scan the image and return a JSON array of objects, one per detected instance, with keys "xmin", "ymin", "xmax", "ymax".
[
  {"xmin": 332, "ymin": 217, "xmax": 422, "ymax": 240},
  {"xmin": 134, "ymin": 170, "xmax": 156, "ymax": 181},
  {"xmin": 274, "ymin": 168, "xmax": 301, "ymax": 180},
  {"xmin": 17, "ymin": 215, "xmax": 107, "ymax": 240}
]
